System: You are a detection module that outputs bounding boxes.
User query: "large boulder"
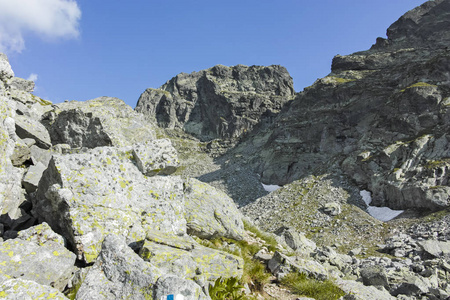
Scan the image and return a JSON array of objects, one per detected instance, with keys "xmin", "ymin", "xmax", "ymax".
[
  {"xmin": 0, "ymin": 237, "xmax": 76, "ymax": 291},
  {"xmin": 0, "ymin": 54, "xmax": 14, "ymax": 80},
  {"xmin": 14, "ymin": 114, "xmax": 51, "ymax": 149},
  {"xmin": 136, "ymin": 64, "xmax": 295, "ymax": 141},
  {"xmin": 335, "ymin": 279, "xmax": 395, "ymax": 300},
  {"xmin": 139, "ymin": 231, "xmax": 244, "ymax": 282},
  {"xmin": 43, "ymin": 97, "xmax": 156, "ymax": 148},
  {"xmin": 153, "ymin": 275, "xmax": 209, "ymax": 300},
  {"xmin": 268, "ymin": 251, "xmax": 328, "ymax": 280},
  {"xmin": 33, "ymin": 145, "xmax": 186, "ymax": 263},
  {"xmin": 0, "ymin": 95, "xmax": 27, "ymax": 228},
  {"xmin": 75, "ymin": 235, "xmax": 159, "ymax": 300},
  {"xmin": 133, "ymin": 138, "xmax": 179, "ymax": 176},
  {"xmin": 0, "ymin": 279, "xmax": 67, "ymax": 300},
  {"xmin": 184, "ymin": 178, "xmax": 245, "ymax": 241}
]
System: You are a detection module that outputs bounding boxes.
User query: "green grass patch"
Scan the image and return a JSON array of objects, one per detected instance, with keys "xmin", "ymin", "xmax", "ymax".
[
  {"xmin": 199, "ymin": 236, "xmax": 271, "ymax": 292},
  {"xmin": 243, "ymin": 220, "xmax": 278, "ymax": 252},
  {"xmin": 280, "ymin": 272, "xmax": 345, "ymax": 300}
]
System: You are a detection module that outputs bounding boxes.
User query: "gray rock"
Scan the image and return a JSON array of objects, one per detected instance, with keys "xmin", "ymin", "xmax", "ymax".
[
  {"xmin": 360, "ymin": 265, "xmax": 389, "ymax": 289},
  {"xmin": 33, "ymin": 146, "xmax": 187, "ymax": 263},
  {"xmin": 0, "ymin": 238, "xmax": 76, "ymax": 291},
  {"xmin": 323, "ymin": 202, "xmax": 341, "ymax": 216},
  {"xmin": 418, "ymin": 240, "xmax": 450, "ymax": 258},
  {"xmin": 348, "ymin": 248, "xmax": 362, "ymax": 256},
  {"xmin": 136, "ymin": 64, "xmax": 294, "ymax": 141},
  {"xmin": 43, "ymin": 97, "xmax": 156, "ymax": 148},
  {"xmin": 0, "ymin": 53, "xmax": 14, "ymax": 80},
  {"xmin": 133, "ymin": 139, "xmax": 179, "ymax": 176},
  {"xmin": 0, "ymin": 166, "xmax": 26, "ymax": 220},
  {"xmin": 75, "ymin": 234, "xmax": 159, "ymax": 300},
  {"xmin": 154, "ymin": 275, "xmax": 210, "ymax": 300},
  {"xmin": 16, "ymin": 222, "xmax": 65, "ymax": 247},
  {"xmin": 384, "ymin": 0, "xmax": 450, "ymax": 49},
  {"xmin": 14, "ymin": 114, "xmax": 51, "ymax": 149},
  {"xmin": 22, "ymin": 161, "xmax": 46, "ymax": 193},
  {"xmin": 225, "ymin": 0, "xmax": 450, "ymax": 212},
  {"xmin": 0, "ymin": 278, "xmax": 67, "ymax": 300},
  {"xmin": 29, "ymin": 144, "xmax": 52, "ymax": 167},
  {"xmin": 46, "ymin": 108, "xmax": 112, "ymax": 148},
  {"xmin": 335, "ymin": 279, "xmax": 395, "ymax": 300},
  {"xmin": 140, "ymin": 234, "xmax": 243, "ymax": 282},
  {"xmin": 275, "ymin": 227, "xmax": 316, "ymax": 254},
  {"xmin": 268, "ymin": 251, "xmax": 328, "ymax": 280},
  {"xmin": 7, "ymin": 77, "xmax": 35, "ymax": 93},
  {"xmin": 391, "ymin": 274, "xmax": 430, "ymax": 296},
  {"xmin": 0, "ymin": 98, "xmax": 23, "ymax": 224},
  {"xmin": 184, "ymin": 178, "xmax": 245, "ymax": 241},
  {"xmin": 10, "ymin": 139, "xmax": 31, "ymax": 167}
]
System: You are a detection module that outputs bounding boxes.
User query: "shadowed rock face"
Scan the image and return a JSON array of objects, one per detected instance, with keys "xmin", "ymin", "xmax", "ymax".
[
  {"xmin": 136, "ymin": 64, "xmax": 294, "ymax": 141},
  {"xmin": 230, "ymin": 0, "xmax": 450, "ymax": 210}
]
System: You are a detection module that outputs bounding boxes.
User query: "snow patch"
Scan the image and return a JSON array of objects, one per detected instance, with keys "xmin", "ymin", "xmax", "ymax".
[
  {"xmin": 262, "ymin": 183, "xmax": 281, "ymax": 192},
  {"xmin": 360, "ymin": 190, "xmax": 404, "ymax": 222}
]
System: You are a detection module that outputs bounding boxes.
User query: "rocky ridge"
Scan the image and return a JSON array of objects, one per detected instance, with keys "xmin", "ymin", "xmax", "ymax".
[
  {"xmin": 222, "ymin": 0, "xmax": 450, "ymax": 212},
  {"xmin": 0, "ymin": 0, "xmax": 450, "ymax": 299},
  {"xmin": 136, "ymin": 64, "xmax": 295, "ymax": 142}
]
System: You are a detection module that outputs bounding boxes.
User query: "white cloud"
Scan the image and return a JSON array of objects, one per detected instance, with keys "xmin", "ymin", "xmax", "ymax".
[
  {"xmin": 0, "ymin": 0, "xmax": 81, "ymax": 53},
  {"xmin": 27, "ymin": 73, "xmax": 38, "ymax": 82}
]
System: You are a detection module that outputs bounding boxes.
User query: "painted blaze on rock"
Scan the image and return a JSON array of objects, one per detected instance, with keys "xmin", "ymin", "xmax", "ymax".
[{"xmin": 33, "ymin": 145, "xmax": 186, "ymax": 263}]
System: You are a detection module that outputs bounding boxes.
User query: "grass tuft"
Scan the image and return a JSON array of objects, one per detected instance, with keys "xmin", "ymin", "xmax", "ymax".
[
  {"xmin": 243, "ymin": 220, "xmax": 278, "ymax": 252},
  {"xmin": 280, "ymin": 272, "xmax": 344, "ymax": 300}
]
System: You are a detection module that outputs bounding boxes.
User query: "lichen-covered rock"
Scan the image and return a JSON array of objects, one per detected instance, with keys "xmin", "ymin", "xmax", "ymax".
[
  {"xmin": 335, "ymin": 279, "xmax": 395, "ymax": 300},
  {"xmin": 0, "ymin": 54, "xmax": 14, "ymax": 80},
  {"xmin": 0, "ymin": 167, "xmax": 26, "ymax": 221},
  {"xmin": 75, "ymin": 234, "xmax": 159, "ymax": 300},
  {"xmin": 43, "ymin": 97, "xmax": 155, "ymax": 148},
  {"xmin": 16, "ymin": 222, "xmax": 65, "ymax": 247},
  {"xmin": 33, "ymin": 146, "xmax": 186, "ymax": 263},
  {"xmin": 133, "ymin": 139, "xmax": 179, "ymax": 176},
  {"xmin": 14, "ymin": 114, "xmax": 51, "ymax": 149},
  {"xmin": 22, "ymin": 162, "xmax": 46, "ymax": 193},
  {"xmin": 390, "ymin": 274, "xmax": 430, "ymax": 297},
  {"xmin": 7, "ymin": 77, "xmax": 35, "ymax": 93},
  {"xmin": 360, "ymin": 265, "xmax": 389, "ymax": 289},
  {"xmin": 275, "ymin": 227, "xmax": 317, "ymax": 254},
  {"xmin": 140, "ymin": 234, "xmax": 243, "ymax": 282},
  {"xmin": 0, "ymin": 238, "xmax": 76, "ymax": 291},
  {"xmin": 184, "ymin": 178, "xmax": 245, "ymax": 241},
  {"xmin": 268, "ymin": 251, "xmax": 328, "ymax": 280},
  {"xmin": 0, "ymin": 94, "xmax": 23, "ymax": 226},
  {"xmin": 136, "ymin": 64, "xmax": 294, "ymax": 141},
  {"xmin": 0, "ymin": 278, "xmax": 67, "ymax": 300},
  {"xmin": 10, "ymin": 139, "xmax": 31, "ymax": 167},
  {"xmin": 29, "ymin": 144, "xmax": 52, "ymax": 167},
  {"xmin": 154, "ymin": 275, "xmax": 210, "ymax": 300},
  {"xmin": 418, "ymin": 240, "xmax": 450, "ymax": 258}
]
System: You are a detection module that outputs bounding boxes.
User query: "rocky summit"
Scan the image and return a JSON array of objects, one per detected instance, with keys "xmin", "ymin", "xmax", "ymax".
[
  {"xmin": 1, "ymin": 1, "xmax": 450, "ymax": 299},
  {"xmin": 136, "ymin": 64, "xmax": 295, "ymax": 142}
]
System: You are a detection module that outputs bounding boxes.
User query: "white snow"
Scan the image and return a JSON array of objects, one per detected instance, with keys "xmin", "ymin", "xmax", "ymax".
[
  {"xmin": 262, "ymin": 183, "xmax": 281, "ymax": 192},
  {"xmin": 360, "ymin": 190, "xmax": 404, "ymax": 222}
]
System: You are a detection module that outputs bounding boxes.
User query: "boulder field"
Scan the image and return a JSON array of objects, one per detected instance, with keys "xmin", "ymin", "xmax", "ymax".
[{"xmin": 1, "ymin": 0, "xmax": 450, "ymax": 299}]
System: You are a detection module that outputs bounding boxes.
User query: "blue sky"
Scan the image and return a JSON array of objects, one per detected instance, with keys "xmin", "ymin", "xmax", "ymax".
[{"xmin": 1, "ymin": 0, "xmax": 426, "ymax": 108}]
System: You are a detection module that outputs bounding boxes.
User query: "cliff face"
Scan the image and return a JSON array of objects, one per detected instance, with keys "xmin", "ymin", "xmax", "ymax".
[
  {"xmin": 233, "ymin": 0, "xmax": 450, "ymax": 211},
  {"xmin": 136, "ymin": 64, "xmax": 294, "ymax": 141}
]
